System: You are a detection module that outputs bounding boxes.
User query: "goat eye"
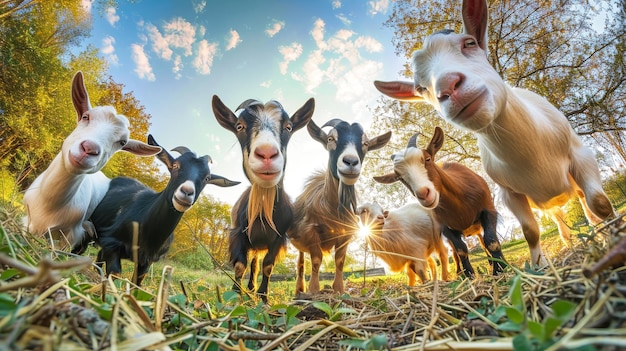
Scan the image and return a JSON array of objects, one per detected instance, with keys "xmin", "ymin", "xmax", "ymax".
[
  {"xmin": 119, "ymin": 140, "xmax": 127, "ymax": 147},
  {"xmin": 327, "ymin": 136, "xmax": 334, "ymax": 143},
  {"xmin": 415, "ymin": 85, "xmax": 427, "ymax": 95},
  {"xmin": 172, "ymin": 163, "xmax": 180, "ymax": 170},
  {"xmin": 81, "ymin": 114, "xmax": 89, "ymax": 121},
  {"xmin": 235, "ymin": 123, "xmax": 244, "ymax": 132},
  {"xmin": 285, "ymin": 124, "xmax": 293, "ymax": 132},
  {"xmin": 425, "ymin": 156, "xmax": 431, "ymax": 162},
  {"xmin": 464, "ymin": 38, "xmax": 477, "ymax": 48}
]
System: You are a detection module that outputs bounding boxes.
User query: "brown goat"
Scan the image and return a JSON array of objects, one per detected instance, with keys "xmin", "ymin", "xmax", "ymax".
[
  {"xmin": 288, "ymin": 119, "xmax": 391, "ymax": 294},
  {"xmin": 375, "ymin": 127, "xmax": 505, "ymax": 278}
]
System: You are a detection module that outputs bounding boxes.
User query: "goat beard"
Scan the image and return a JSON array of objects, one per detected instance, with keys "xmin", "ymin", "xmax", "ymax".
[
  {"xmin": 337, "ymin": 182, "xmax": 357, "ymax": 221},
  {"xmin": 247, "ymin": 183, "xmax": 278, "ymax": 235}
]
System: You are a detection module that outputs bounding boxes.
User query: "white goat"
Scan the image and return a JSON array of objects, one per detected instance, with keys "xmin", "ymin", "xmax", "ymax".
[
  {"xmin": 374, "ymin": 0, "xmax": 615, "ymax": 266},
  {"xmin": 23, "ymin": 72, "xmax": 162, "ymax": 251},
  {"xmin": 357, "ymin": 202, "xmax": 449, "ymax": 285}
]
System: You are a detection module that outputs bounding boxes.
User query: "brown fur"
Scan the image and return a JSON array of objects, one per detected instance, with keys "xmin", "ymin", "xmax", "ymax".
[{"xmin": 247, "ymin": 183, "xmax": 278, "ymax": 234}]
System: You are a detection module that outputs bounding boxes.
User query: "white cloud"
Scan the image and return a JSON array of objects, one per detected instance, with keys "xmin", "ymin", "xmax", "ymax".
[
  {"xmin": 292, "ymin": 17, "xmax": 385, "ymax": 104},
  {"xmin": 336, "ymin": 14, "xmax": 351, "ymax": 26},
  {"xmin": 368, "ymin": 0, "xmax": 389, "ymax": 15},
  {"xmin": 355, "ymin": 36, "xmax": 383, "ymax": 52},
  {"xmin": 225, "ymin": 29, "xmax": 242, "ymax": 51},
  {"xmin": 266, "ymin": 20, "xmax": 285, "ymax": 37},
  {"xmin": 173, "ymin": 55, "xmax": 183, "ymax": 79},
  {"xmin": 193, "ymin": 0, "xmax": 206, "ymax": 13},
  {"xmin": 260, "ymin": 80, "xmax": 272, "ymax": 88},
  {"xmin": 332, "ymin": 0, "xmax": 341, "ymax": 9},
  {"xmin": 131, "ymin": 44, "xmax": 155, "ymax": 81},
  {"xmin": 163, "ymin": 18, "xmax": 196, "ymax": 56},
  {"xmin": 193, "ymin": 40, "xmax": 217, "ymax": 75},
  {"xmin": 105, "ymin": 7, "xmax": 120, "ymax": 27},
  {"xmin": 101, "ymin": 36, "xmax": 118, "ymax": 65},
  {"xmin": 146, "ymin": 23, "xmax": 173, "ymax": 60},
  {"xmin": 278, "ymin": 42, "xmax": 303, "ymax": 75}
]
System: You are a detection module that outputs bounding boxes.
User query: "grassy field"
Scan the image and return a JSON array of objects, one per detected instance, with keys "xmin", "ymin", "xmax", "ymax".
[{"xmin": 1, "ymin": 206, "xmax": 625, "ymax": 350}]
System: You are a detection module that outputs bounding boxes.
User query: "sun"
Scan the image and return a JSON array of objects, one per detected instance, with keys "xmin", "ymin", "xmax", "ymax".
[{"xmin": 357, "ymin": 222, "xmax": 372, "ymax": 238}]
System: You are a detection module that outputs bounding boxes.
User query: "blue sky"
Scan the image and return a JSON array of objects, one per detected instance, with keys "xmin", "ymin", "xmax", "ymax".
[{"xmin": 81, "ymin": 0, "xmax": 405, "ymax": 205}]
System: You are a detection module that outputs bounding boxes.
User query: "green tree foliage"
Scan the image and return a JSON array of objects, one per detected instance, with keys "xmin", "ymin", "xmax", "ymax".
[
  {"xmin": 364, "ymin": 0, "xmax": 625, "ymax": 212},
  {"xmin": 0, "ymin": 1, "xmax": 162, "ymax": 191},
  {"xmin": 169, "ymin": 196, "xmax": 232, "ymax": 270}
]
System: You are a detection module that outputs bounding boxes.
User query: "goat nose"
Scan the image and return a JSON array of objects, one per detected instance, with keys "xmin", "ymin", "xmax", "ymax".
[
  {"xmin": 436, "ymin": 72, "xmax": 464, "ymax": 102},
  {"xmin": 181, "ymin": 184, "xmax": 195, "ymax": 197},
  {"xmin": 254, "ymin": 145, "xmax": 279, "ymax": 160},
  {"xmin": 416, "ymin": 187, "xmax": 430, "ymax": 200},
  {"xmin": 343, "ymin": 155, "xmax": 360, "ymax": 168},
  {"xmin": 81, "ymin": 140, "xmax": 100, "ymax": 155}
]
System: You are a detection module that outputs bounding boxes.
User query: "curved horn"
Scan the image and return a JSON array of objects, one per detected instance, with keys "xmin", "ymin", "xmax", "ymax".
[
  {"xmin": 171, "ymin": 146, "xmax": 193, "ymax": 155},
  {"xmin": 201, "ymin": 155, "xmax": 213, "ymax": 164},
  {"xmin": 321, "ymin": 118, "xmax": 344, "ymax": 129},
  {"xmin": 407, "ymin": 133, "xmax": 419, "ymax": 148}
]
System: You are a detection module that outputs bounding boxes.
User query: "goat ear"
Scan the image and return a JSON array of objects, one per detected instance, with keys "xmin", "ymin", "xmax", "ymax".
[
  {"xmin": 290, "ymin": 98, "xmax": 315, "ymax": 132},
  {"xmin": 367, "ymin": 131, "xmax": 392, "ymax": 151},
  {"xmin": 382, "ymin": 210, "xmax": 389, "ymax": 218},
  {"xmin": 148, "ymin": 134, "xmax": 176, "ymax": 168},
  {"xmin": 373, "ymin": 173, "xmax": 398, "ymax": 184},
  {"xmin": 207, "ymin": 173, "xmax": 241, "ymax": 187},
  {"xmin": 462, "ymin": 0, "xmax": 489, "ymax": 51},
  {"xmin": 71, "ymin": 71, "xmax": 92, "ymax": 120},
  {"xmin": 122, "ymin": 139, "xmax": 162, "ymax": 156},
  {"xmin": 373, "ymin": 80, "xmax": 423, "ymax": 101},
  {"xmin": 307, "ymin": 119, "xmax": 328, "ymax": 146},
  {"xmin": 212, "ymin": 95, "xmax": 239, "ymax": 133},
  {"xmin": 427, "ymin": 127, "xmax": 444, "ymax": 156}
]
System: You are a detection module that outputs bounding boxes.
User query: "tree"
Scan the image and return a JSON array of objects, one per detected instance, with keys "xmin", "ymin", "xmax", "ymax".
[
  {"xmin": 363, "ymin": 0, "xmax": 625, "ymax": 209},
  {"xmin": 170, "ymin": 195, "xmax": 232, "ymax": 269}
]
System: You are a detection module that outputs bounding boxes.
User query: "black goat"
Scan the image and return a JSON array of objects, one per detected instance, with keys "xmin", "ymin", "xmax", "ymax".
[
  {"xmin": 212, "ymin": 95, "xmax": 314, "ymax": 302},
  {"xmin": 89, "ymin": 134, "xmax": 239, "ymax": 285}
]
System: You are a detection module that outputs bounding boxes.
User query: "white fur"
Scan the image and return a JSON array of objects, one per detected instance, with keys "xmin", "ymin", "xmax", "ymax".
[
  {"xmin": 23, "ymin": 72, "xmax": 160, "ymax": 249},
  {"xmin": 357, "ymin": 202, "xmax": 448, "ymax": 284},
  {"xmin": 374, "ymin": 0, "xmax": 614, "ymax": 266}
]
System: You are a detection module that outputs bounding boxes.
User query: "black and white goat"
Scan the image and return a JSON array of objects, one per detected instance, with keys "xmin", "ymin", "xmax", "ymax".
[
  {"xmin": 88, "ymin": 135, "xmax": 239, "ymax": 285},
  {"xmin": 357, "ymin": 201, "xmax": 449, "ymax": 285},
  {"xmin": 212, "ymin": 95, "xmax": 314, "ymax": 302},
  {"xmin": 374, "ymin": 0, "xmax": 615, "ymax": 266},
  {"xmin": 23, "ymin": 72, "xmax": 161, "ymax": 252},
  {"xmin": 288, "ymin": 119, "xmax": 391, "ymax": 294}
]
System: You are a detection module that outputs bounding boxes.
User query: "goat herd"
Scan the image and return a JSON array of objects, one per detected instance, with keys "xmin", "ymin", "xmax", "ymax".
[{"xmin": 23, "ymin": 0, "xmax": 617, "ymax": 303}]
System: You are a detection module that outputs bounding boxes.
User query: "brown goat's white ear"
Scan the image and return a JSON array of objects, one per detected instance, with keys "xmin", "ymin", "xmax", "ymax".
[
  {"xmin": 427, "ymin": 127, "xmax": 444, "ymax": 156},
  {"xmin": 373, "ymin": 173, "xmax": 398, "ymax": 184},
  {"xmin": 71, "ymin": 71, "xmax": 91, "ymax": 120}
]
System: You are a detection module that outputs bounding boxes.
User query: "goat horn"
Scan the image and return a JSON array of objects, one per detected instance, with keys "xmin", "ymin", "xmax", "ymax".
[
  {"xmin": 171, "ymin": 146, "xmax": 192, "ymax": 155},
  {"xmin": 321, "ymin": 118, "xmax": 344, "ymax": 129},
  {"xmin": 201, "ymin": 155, "xmax": 213, "ymax": 164},
  {"xmin": 407, "ymin": 133, "xmax": 419, "ymax": 148}
]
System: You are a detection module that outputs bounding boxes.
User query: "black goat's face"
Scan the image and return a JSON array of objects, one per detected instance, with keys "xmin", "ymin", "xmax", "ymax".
[
  {"xmin": 212, "ymin": 95, "xmax": 315, "ymax": 188},
  {"xmin": 308, "ymin": 119, "xmax": 392, "ymax": 186},
  {"xmin": 148, "ymin": 135, "xmax": 240, "ymax": 213}
]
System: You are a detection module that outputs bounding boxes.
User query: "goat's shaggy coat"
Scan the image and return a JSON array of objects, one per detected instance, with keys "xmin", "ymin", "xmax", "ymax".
[
  {"xmin": 23, "ymin": 72, "xmax": 161, "ymax": 252},
  {"xmin": 212, "ymin": 95, "xmax": 314, "ymax": 302},
  {"xmin": 375, "ymin": 127, "xmax": 505, "ymax": 278},
  {"xmin": 373, "ymin": 0, "xmax": 615, "ymax": 266},
  {"xmin": 288, "ymin": 119, "xmax": 391, "ymax": 294},
  {"xmin": 357, "ymin": 202, "xmax": 448, "ymax": 285},
  {"xmin": 88, "ymin": 135, "xmax": 239, "ymax": 285}
]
